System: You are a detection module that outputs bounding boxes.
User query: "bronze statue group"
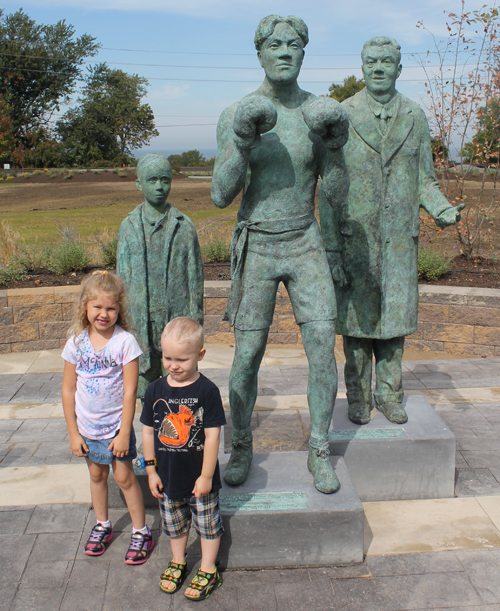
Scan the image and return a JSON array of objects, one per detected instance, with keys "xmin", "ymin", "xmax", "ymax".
[{"xmin": 61, "ymin": 15, "xmax": 463, "ymax": 602}]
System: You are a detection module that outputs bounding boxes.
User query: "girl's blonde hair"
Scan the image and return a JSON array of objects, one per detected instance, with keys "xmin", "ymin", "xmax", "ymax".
[{"xmin": 68, "ymin": 271, "xmax": 131, "ymax": 339}]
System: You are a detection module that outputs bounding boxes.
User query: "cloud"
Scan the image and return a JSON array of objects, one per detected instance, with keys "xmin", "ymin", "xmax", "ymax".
[{"xmin": 147, "ymin": 83, "xmax": 191, "ymax": 101}]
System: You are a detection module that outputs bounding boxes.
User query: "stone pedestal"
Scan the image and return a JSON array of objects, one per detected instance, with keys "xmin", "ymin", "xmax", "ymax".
[
  {"xmin": 218, "ymin": 452, "xmax": 364, "ymax": 569},
  {"xmin": 329, "ymin": 395, "xmax": 456, "ymax": 502}
]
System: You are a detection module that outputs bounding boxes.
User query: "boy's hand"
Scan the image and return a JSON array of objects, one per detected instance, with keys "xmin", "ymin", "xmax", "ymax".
[
  {"xmin": 148, "ymin": 472, "xmax": 164, "ymax": 499},
  {"xmin": 108, "ymin": 432, "xmax": 129, "ymax": 458},
  {"xmin": 69, "ymin": 433, "xmax": 88, "ymax": 457},
  {"xmin": 192, "ymin": 475, "xmax": 212, "ymax": 498}
]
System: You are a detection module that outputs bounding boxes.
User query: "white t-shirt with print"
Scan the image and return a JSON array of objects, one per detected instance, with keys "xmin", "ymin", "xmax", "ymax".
[{"xmin": 62, "ymin": 325, "xmax": 143, "ymax": 440}]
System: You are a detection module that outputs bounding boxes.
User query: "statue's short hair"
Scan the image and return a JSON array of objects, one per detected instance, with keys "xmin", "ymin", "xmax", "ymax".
[
  {"xmin": 137, "ymin": 153, "xmax": 171, "ymax": 182},
  {"xmin": 362, "ymin": 36, "xmax": 401, "ymax": 65},
  {"xmin": 254, "ymin": 15, "xmax": 309, "ymax": 51}
]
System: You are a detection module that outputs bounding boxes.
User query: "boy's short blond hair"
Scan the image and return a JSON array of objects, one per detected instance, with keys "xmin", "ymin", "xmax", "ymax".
[{"xmin": 161, "ymin": 317, "xmax": 204, "ymax": 350}]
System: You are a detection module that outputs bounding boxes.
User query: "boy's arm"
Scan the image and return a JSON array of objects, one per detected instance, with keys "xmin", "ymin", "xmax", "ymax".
[
  {"xmin": 62, "ymin": 361, "xmax": 88, "ymax": 456},
  {"xmin": 108, "ymin": 357, "xmax": 139, "ymax": 457},
  {"xmin": 192, "ymin": 426, "xmax": 221, "ymax": 498},
  {"xmin": 142, "ymin": 424, "xmax": 164, "ymax": 498}
]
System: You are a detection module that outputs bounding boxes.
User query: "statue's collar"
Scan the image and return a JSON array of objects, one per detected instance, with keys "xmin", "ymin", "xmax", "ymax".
[{"xmin": 366, "ymin": 92, "xmax": 397, "ymax": 119}]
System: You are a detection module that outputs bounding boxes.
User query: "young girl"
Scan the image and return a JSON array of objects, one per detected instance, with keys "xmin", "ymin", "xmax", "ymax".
[{"xmin": 62, "ymin": 270, "xmax": 154, "ymax": 565}]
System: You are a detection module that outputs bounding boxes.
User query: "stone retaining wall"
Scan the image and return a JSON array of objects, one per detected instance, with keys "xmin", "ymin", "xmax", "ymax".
[{"xmin": 1, "ymin": 282, "xmax": 500, "ymax": 355}]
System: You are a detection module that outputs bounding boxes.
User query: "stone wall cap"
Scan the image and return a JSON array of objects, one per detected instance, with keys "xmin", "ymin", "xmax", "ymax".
[
  {"xmin": 53, "ymin": 285, "xmax": 81, "ymax": 294},
  {"xmin": 419, "ymin": 285, "xmax": 500, "ymax": 297},
  {"xmin": 0, "ymin": 290, "xmax": 6, "ymax": 298},
  {"xmin": 204, "ymin": 281, "xmax": 231, "ymax": 288},
  {"xmin": 6, "ymin": 287, "xmax": 55, "ymax": 296}
]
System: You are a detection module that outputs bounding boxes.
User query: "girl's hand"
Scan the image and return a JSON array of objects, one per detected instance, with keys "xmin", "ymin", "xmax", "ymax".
[
  {"xmin": 107, "ymin": 432, "xmax": 130, "ymax": 458},
  {"xmin": 192, "ymin": 475, "xmax": 212, "ymax": 498},
  {"xmin": 69, "ymin": 433, "xmax": 88, "ymax": 457},
  {"xmin": 148, "ymin": 472, "xmax": 164, "ymax": 499}
]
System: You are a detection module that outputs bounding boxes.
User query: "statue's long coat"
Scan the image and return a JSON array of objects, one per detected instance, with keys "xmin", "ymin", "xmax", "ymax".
[
  {"xmin": 116, "ymin": 203, "xmax": 203, "ymax": 374},
  {"xmin": 320, "ymin": 89, "xmax": 453, "ymax": 339}
]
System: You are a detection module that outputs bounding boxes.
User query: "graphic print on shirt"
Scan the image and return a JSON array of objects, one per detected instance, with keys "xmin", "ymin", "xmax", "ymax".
[{"xmin": 154, "ymin": 398, "xmax": 204, "ymax": 450}]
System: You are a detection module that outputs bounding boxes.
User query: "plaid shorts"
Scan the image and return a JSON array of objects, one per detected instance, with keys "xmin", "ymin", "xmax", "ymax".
[{"xmin": 159, "ymin": 492, "xmax": 224, "ymax": 540}]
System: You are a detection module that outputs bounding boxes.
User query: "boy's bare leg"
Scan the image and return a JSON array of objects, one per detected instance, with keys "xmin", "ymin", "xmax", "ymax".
[
  {"xmin": 86, "ymin": 460, "xmax": 110, "ymax": 522},
  {"xmin": 184, "ymin": 537, "xmax": 221, "ymax": 598},
  {"xmin": 161, "ymin": 531, "xmax": 189, "ymax": 591},
  {"xmin": 112, "ymin": 460, "xmax": 146, "ymax": 529}
]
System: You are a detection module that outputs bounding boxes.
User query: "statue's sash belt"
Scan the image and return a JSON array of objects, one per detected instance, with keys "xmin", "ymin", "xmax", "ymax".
[{"xmin": 223, "ymin": 212, "xmax": 316, "ymax": 326}]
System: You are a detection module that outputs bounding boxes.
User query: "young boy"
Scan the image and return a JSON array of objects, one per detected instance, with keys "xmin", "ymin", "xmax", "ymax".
[{"xmin": 141, "ymin": 317, "xmax": 226, "ymax": 601}]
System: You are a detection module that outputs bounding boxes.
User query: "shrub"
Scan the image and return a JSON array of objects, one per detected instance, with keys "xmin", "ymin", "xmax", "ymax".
[
  {"xmin": 118, "ymin": 171, "xmax": 126, "ymax": 177},
  {"xmin": 23, "ymin": 172, "xmax": 30, "ymax": 179},
  {"xmin": 101, "ymin": 233, "xmax": 118, "ymax": 267},
  {"xmin": 48, "ymin": 241, "xmax": 89, "ymax": 274},
  {"xmin": 33, "ymin": 170, "xmax": 44, "ymax": 175},
  {"xmin": 418, "ymin": 247, "xmax": 452, "ymax": 282},
  {"xmin": 112, "ymin": 168, "xmax": 118, "ymax": 174},
  {"xmin": 202, "ymin": 239, "xmax": 231, "ymax": 263},
  {"xmin": 0, "ymin": 259, "xmax": 27, "ymax": 284},
  {"xmin": 63, "ymin": 172, "xmax": 74, "ymax": 180},
  {"xmin": 93, "ymin": 170, "xmax": 101, "ymax": 175},
  {"xmin": 5, "ymin": 176, "xmax": 14, "ymax": 181}
]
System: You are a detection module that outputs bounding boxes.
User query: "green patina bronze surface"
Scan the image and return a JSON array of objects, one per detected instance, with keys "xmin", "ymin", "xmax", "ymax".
[
  {"xmin": 320, "ymin": 37, "xmax": 463, "ymax": 426},
  {"xmin": 212, "ymin": 15, "xmax": 349, "ymax": 494},
  {"xmin": 329, "ymin": 428, "xmax": 407, "ymax": 441},
  {"xmin": 220, "ymin": 492, "xmax": 310, "ymax": 513},
  {"xmin": 116, "ymin": 153, "xmax": 204, "ymax": 398}
]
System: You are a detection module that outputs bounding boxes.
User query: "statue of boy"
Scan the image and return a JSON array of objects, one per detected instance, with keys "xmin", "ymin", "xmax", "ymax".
[
  {"xmin": 320, "ymin": 37, "xmax": 464, "ymax": 426},
  {"xmin": 117, "ymin": 153, "xmax": 204, "ymax": 399},
  {"xmin": 212, "ymin": 15, "xmax": 350, "ymax": 493}
]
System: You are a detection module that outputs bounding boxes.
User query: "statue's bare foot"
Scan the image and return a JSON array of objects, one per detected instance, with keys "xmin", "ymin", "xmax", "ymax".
[
  {"xmin": 223, "ymin": 441, "xmax": 253, "ymax": 486},
  {"xmin": 377, "ymin": 402, "xmax": 408, "ymax": 424},
  {"xmin": 347, "ymin": 402, "xmax": 372, "ymax": 425},
  {"xmin": 307, "ymin": 447, "xmax": 340, "ymax": 494}
]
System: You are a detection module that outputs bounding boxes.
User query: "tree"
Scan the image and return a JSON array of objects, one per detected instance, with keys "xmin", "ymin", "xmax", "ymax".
[
  {"xmin": 57, "ymin": 64, "xmax": 159, "ymax": 166},
  {"xmin": 416, "ymin": 4, "xmax": 500, "ymax": 259},
  {"xmin": 0, "ymin": 9, "xmax": 99, "ymax": 148},
  {"xmin": 167, "ymin": 150, "xmax": 211, "ymax": 169},
  {"xmin": 0, "ymin": 95, "xmax": 15, "ymax": 166},
  {"xmin": 462, "ymin": 99, "xmax": 500, "ymax": 163},
  {"xmin": 328, "ymin": 75, "xmax": 365, "ymax": 102}
]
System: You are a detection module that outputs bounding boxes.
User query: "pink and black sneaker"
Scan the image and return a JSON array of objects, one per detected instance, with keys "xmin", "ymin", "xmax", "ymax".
[
  {"xmin": 84, "ymin": 523, "xmax": 114, "ymax": 556},
  {"xmin": 124, "ymin": 529, "xmax": 154, "ymax": 565}
]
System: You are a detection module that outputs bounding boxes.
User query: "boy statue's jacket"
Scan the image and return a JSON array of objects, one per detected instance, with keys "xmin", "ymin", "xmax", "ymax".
[{"xmin": 117, "ymin": 203, "xmax": 204, "ymax": 374}]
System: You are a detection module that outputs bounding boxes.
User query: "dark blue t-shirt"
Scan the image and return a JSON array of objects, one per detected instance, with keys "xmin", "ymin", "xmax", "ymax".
[{"xmin": 140, "ymin": 373, "xmax": 226, "ymax": 499}]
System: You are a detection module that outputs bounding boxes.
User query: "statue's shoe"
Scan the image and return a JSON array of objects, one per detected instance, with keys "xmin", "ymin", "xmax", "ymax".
[
  {"xmin": 222, "ymin": 442, "xmax": 253, "ymax": 486},
  {"xmin": 377, "ymin": 402, "xmax": 408, "ymax": 424},
  {"xmin": 307, "ymin": 448, "xmax": 340, "ymax": 494},
  {"xmin": 347, "ymin": 402, "xmax": 372, "ymax": 425}
]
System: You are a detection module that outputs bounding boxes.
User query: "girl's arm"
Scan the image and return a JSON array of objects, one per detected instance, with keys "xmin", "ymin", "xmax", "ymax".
[
  {"xmin": 62, "ymin": 361, "xmax": 88, "ymax": 456},
  {"xmin": 108, "ymin": 357, "xmax": 139, "ymax": 457},
  {"xmin": 142, "ymin": 424, "xmax": 163, "ymax": 498},
  {"xmin": 192, "ymin": 426, "xmax": 221, "ymax": 498}
]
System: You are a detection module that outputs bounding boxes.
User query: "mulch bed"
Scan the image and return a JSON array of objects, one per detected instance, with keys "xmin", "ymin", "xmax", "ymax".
[
  {"xmin": 1, "ymin": 257, "xmax": 499, "ymax": 291},
  {"xmin": 0, "ymin": 263, "xmax": 231, "ymax": 290}
]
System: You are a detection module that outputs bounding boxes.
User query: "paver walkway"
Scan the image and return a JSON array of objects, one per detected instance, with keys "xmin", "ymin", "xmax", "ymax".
[{"xmin": 1, "ymin": 347, "xmax": 500, "ymax": 611}]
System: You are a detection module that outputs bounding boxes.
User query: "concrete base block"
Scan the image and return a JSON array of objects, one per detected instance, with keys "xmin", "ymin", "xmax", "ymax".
[
  {"xmin": 329, "ymin": 395, "xmax": 456, "ymax": 502},
  {"xmin": 218, "ymin": 452, "xmax": 364, "ymax": 569}
]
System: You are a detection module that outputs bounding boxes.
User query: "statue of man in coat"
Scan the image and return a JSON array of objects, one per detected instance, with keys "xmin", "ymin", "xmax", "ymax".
[
  {"xmin": 320, "ymin": 36, "xmax": 464, "ymax": 426},
  {"xmin": 117, "ymin": 153, "xmax": 204, "ymax": 400}
]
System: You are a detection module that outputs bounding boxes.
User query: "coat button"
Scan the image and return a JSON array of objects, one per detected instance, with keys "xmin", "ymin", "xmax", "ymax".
[{"xmin": 386, "ymin": 237, "xmax": 391, "ymax": 243}]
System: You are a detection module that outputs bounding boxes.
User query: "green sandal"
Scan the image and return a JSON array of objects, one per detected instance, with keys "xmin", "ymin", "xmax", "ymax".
[
  {"xmin": 159, "ymin": 561, "xmax": 188, "ymax": 594},
  {"xmin": 184, "ymin": 567, "xmax": 223, "ymax": 601}
]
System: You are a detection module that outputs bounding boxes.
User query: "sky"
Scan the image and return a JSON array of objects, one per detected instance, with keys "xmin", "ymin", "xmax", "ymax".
[{"xmin": 3, "ymin": 0, "xmax": 494, "ymax": 157}]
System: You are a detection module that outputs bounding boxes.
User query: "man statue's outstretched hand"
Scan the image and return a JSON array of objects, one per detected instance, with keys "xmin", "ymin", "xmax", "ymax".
[
  {"xmin": 302, "ymin": 97, "xmax": 349, "ymax": 150},
  {"xmin": 435, "ymin": 203, "xmax": 465, "ymax": 229},
  {"xmin": 233, "ymin": 96, "xmax": 277, "ymax": 151}
]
